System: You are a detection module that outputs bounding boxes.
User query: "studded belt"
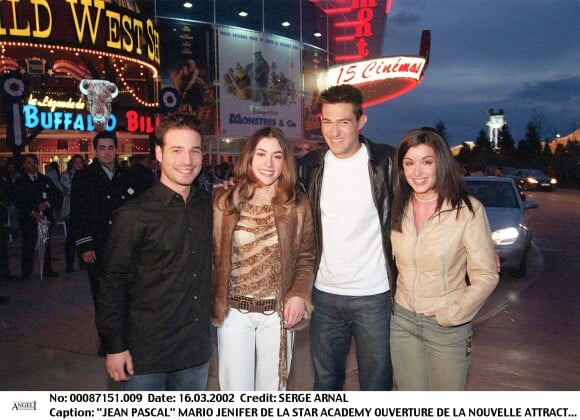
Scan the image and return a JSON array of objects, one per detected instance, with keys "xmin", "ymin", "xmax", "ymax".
[{"xmin": 229, "ymin": 296, "xmax": 276, "ymax": 315}]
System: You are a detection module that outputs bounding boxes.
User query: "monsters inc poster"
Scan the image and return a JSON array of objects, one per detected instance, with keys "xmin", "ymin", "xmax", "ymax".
[{"xmin": 218, "ymin": 27, "xmax": 302, "ymax": 138}]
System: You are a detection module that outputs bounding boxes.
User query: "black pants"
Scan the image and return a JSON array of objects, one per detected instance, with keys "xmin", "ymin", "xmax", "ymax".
[
  {"xmin": 0, "ymin": 222, "xmax": 10, "ymax": 277},
  {"xmin": 63, "ymin": 218, "xmax": 76, "ymax": 270},
  {"xmin": 86, "ymin": 260, "xmax": 106, "ymax": 355},
  {"xmin": 86, "ymin": 261, "xmax": 103, "ymax": 312}
]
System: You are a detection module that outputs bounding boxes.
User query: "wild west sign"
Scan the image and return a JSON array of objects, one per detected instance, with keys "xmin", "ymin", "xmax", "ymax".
[{"xmin": 0, "ymin": 0, "xmax": 160, "ymax": 67}]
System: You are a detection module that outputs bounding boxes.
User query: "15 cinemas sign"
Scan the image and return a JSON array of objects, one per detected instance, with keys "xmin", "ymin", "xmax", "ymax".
[{"xmin": 0, "ymin": 0, "xmax": 160, "ymax": 66}]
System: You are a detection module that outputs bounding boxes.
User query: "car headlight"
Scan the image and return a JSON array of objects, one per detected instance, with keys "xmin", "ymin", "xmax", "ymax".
[
  {"xmin": 526, "ymin": 177, "xmax": 538, "ymax": 184},
  {"xmin": 550, "ymin": 178, "xmax": 557, "ymax": 185},
  {"xmin": 492, "ymin": 227, "xmax": 520, "ymax": 245}
]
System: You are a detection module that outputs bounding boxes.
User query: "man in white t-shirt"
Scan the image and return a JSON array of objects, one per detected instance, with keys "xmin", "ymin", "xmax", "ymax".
[{"xmin": 298, "ymin": 84, "xmax": 397, "ymax": 390}]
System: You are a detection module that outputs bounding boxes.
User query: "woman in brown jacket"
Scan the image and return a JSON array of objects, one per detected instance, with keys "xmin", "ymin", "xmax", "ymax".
[{"xmin": 212, "ymin": 127, "xmax": 316, "ymax": 391}]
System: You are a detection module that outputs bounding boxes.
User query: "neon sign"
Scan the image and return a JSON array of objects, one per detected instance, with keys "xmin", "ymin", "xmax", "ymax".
[
  {"xmin": 327, "ymin": 56, "xmax": 426, "ymax": 86},
  {"xmin": 325, "ymin": 55, "xmax": 427, "ymax": 107},
  {"xmin": 22, "ymin": 105, "xmax": 158, "ymax": 134},
  {"xmin": 319, "ymin": 0, "xmax": 388, "ymax": 62},
  {"xmin": 0, "ymin": 0, "xmax": 160, "ymax": 66},
  {"xmin": 27, "ymin": 94, "xmax": 85, "ymax": 112},
  {"xmin": 23, "ymin": 104, "xmax": 117, "ymax": 131},
  {"xmin": 126, "ymin": 110, "xmax": 160, "ymax": 134}
]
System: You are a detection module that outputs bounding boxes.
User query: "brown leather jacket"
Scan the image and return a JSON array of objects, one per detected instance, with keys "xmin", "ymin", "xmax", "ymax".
[{"xmin": 212, "ymin": 189, "xmax": 316, "ymax": 330}]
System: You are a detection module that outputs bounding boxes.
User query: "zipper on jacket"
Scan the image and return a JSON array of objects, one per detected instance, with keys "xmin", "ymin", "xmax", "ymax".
[
  {"xmin": 412, "ymin": 208, "xmax": 454, "ymax": 307},
  {"xmin": 411, "ymin": 211, "xmax": 422, "ymax": 312},
  {"xmin": 412, "ymin": 212, "xmax": 436, "ymax": 310},
  {"xmin": 412, "ymin": 233, "xmax": 419, "ymax": 312},
  {"xmin": 440, "ymin": 256, "xmax": 448, "ymax": 291}
]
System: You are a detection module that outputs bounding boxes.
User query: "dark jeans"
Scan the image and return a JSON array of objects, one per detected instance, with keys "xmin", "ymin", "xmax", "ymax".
[
  {"xmin": 310, "ymin": 288, "xmax": 393, "ymax": 390},
  {"xmin": 121, "ymin": 363, "xmax": 209, "ymax": 391}
]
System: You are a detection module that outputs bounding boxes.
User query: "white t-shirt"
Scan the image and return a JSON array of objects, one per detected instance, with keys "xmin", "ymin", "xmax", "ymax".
[{"xmin": 315, "ymin": 144, "xmax": 389, "ymax": 296}]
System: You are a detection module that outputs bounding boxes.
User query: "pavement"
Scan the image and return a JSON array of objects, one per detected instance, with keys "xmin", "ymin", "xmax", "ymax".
[{"xmin": 0, "ymin": 229, "xmax": 560, "ymax": 391}]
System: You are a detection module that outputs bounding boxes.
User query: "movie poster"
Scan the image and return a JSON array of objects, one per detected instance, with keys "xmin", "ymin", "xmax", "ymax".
[
  {"xmin": 157, "ymin": 18, "xmax": 216, "ymax": 135},
  {"xmin": 302, "ymin": 48, "xmax": 327, "ymax": 142},
  {"xmin": 218, "ymin": 27, "xmax": 302, "ymax": 138}
]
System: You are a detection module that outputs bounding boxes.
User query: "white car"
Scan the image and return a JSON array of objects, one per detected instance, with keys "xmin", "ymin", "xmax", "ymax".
[{"xmin": 465, "ymin": 176, "xmax": 538, "ymax": 276}]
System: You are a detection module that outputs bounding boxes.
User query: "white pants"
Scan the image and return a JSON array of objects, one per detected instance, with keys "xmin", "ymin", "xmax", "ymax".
[{"xmin": 217, "ymin": 309, "xmax": 293, "ymax": 391}]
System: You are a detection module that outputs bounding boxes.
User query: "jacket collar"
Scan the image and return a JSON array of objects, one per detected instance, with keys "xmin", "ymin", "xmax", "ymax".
[{"xmin": 404, "ymin": 198, "xmax": 461, "ymax": 221}]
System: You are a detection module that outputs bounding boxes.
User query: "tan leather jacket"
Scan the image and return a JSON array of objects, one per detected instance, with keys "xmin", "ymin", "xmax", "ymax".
[
  {"xmin": 391, "ymin": 197, "xmax": 498, "ymax": 327},
  {"xmin": 212, "ymin": 189, "xmax": 316, "ymax": 330}
]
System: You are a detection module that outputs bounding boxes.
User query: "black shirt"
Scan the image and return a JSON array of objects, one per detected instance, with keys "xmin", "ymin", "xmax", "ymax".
[{"xmin": 97, "ymin": 182, "xmax": 213, "ymax": 374}]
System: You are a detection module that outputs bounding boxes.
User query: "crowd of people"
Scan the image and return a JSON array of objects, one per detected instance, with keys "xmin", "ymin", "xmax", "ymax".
[
  {"xmin": 0, "ymin": 150, "xmax": 159, "ymax": 282},
  {"xmin": 1, "ymin": 84, "xmax": 499, "ymax": 392}
]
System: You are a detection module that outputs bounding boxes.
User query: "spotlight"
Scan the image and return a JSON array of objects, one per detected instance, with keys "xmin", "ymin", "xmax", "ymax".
[
  {"xmin": 281, "ymin": 21, "xmax": 291, "ymax": 27},
  {"xmin": 238, "ymin": 10, "xmax": 248, "ymax": 17}
]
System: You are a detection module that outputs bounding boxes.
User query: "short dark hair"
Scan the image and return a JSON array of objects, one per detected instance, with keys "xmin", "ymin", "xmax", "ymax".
[
  {"xmin": 23, "ymin": 153, "xmax": 38, "ymax": 164},
  {"xmin": 155, "ymin": 114, "xmax": 201, "ymax": 147},
  {"xmin": 68, "ymin": 154, "xmax": 85, "ymax": 170},
  {"xmin": 319, "ymin": 84, "xmax": 364, "ymax": 120},
  {"xmin": 93, "ymin": 131, "xmax": 118, "ymax": 149}
]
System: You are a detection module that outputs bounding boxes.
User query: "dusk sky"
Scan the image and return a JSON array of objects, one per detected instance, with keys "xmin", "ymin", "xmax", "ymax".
[{"xmin": 363, "ymin": 0, "xmax": 580, "ymax": 147}]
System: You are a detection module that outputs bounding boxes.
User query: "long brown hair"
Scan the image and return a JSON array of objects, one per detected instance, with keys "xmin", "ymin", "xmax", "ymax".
[
  {"xmin": 222, "ymin": 127, "xmax": 298, "ymax": 211},
  {"xmin": 391, "ymin": 127, "xmax": 473, "ymax": 232}
]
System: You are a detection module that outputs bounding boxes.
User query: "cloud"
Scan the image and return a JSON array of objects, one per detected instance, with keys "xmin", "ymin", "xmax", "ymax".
[
  {"xmin": 367, "ymin": 0, "xmax": 580, "ymax": 145},
  {"xmin": 512, "ymin": 77, "xmax": 580, "ymax": 104},
  {"xmin": 389, "ymin": 10, "xmax": 421, "ymax": 26}
]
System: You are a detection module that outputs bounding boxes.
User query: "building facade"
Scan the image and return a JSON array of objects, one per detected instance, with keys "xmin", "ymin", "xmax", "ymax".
[{"xmin": 1, "ymin": 0, "xmax": 428, "ymax": 168}]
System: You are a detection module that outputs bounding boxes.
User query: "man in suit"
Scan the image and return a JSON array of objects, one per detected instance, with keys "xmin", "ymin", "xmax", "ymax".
[
  {"xmin": 14, "ymin": 154, "xmax": 60, "ymax": 280},
  {"xmin": 70, "ymin": 131, "xmax": 139, "ymax": 355}
]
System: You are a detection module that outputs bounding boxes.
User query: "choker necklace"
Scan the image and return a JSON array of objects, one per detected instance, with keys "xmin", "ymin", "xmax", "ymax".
[{"xmin": 414, "ymin": 193, "xmax": 438, "ymax": 203}]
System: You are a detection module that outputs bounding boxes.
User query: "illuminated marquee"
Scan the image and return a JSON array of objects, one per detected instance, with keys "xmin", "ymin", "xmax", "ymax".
[
  {"xmin": 0, "ymin": 0, "xmax": 160, "ymax": 67},
  {"xmin": 318, "ymin": 0, "xmax": 389, "ymax": 62},
  {"xmin": 325, "ymin": 55, "xmax": 427, "ymax": 106},
  {"xmin": 23, "ymin": 100, "xmax": 159, "ymax": 134},
  {"xmin": 23, "ymin": 104, "xmax": 117, "ymax": 131},
  {"xmin": 27, "ymin": 94, "xmax": 85, "ymax": 112}
]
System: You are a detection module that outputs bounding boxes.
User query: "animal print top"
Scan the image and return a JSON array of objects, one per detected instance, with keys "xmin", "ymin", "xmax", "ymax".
[{"xmin": 230, "ymin": 203, "xmax": 281, "ymax": 299}]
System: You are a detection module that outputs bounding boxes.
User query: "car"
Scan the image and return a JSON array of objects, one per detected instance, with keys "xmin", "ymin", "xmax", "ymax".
[
  {"xmin": 464, "ymin": 176, "xmax": 538, "ymax": 277},
  {"xmin": 507, "ymin": 168, "xmax": 557, "ymax": 191}
]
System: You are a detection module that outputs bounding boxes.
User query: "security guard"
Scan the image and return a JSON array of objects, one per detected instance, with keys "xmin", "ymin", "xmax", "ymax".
[{"xmin": 70, "ymin": 131, "xmax": 141, "ymax": 355}]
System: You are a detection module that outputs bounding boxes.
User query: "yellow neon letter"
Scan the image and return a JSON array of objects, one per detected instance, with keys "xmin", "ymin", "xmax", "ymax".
[{"xmin": 31, "ymin": 0, "xmax": 52, "ymax": 38}]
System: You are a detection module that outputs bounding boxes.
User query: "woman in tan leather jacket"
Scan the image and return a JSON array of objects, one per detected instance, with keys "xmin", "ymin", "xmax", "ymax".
[
  {"xmin": 212, "ymin": 127, "xmax": 315, "ymax": 391},
  {"xmin": 390, "ymin": 127, "xmax": 499, "ymax": 390}
]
